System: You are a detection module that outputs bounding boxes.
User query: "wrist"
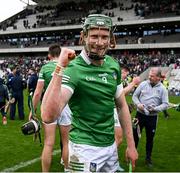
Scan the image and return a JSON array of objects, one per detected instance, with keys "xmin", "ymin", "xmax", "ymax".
[
  {"xmin": 54, "ymin": 63, "xmax": 65, "ymax": 76},
  {"xmin": 127, "ymin": 141, "xmax": 136, "ymax": 148}
]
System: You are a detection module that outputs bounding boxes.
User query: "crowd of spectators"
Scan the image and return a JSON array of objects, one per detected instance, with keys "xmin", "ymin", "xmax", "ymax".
[
  {"xmin": 133, "ymin": 0, "xmax": 180, "ymax": 18},
  {"xmin": 111, "ymin": 50, "xmax": 180, "ymax": 75},
  {"xmin": 0, "ymin": 50, "xmax": 179, "ymax": 80},
  {"xmin": 0, "ymin": 28, "xmax": 179, "ymax": 49},
  {"xmin": 0, "ymin": 0, "xmax": 180, "ymax": 31}
]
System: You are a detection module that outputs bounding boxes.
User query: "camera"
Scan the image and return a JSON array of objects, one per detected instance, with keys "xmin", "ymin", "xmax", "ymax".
[{"xmin": 21, "ymin": 118, "xmax": 41, "ymax": 135}]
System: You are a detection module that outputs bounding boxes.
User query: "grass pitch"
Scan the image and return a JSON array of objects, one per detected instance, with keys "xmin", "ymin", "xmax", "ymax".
[{"xmin": 0, "ymin": 91, "xmax": 179, "ymax": 172}]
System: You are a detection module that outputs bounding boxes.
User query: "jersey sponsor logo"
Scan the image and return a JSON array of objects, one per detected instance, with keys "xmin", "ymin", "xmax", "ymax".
[
  {"xmin": 98, "ymin": 73, "xmax": 108, "ymax": 77},
  {"xmin": 85, "ymin": 76, "xmax": 96, "ymax": 81},
  {"xmin": 89, "ymin": 162, "xmax": 97, "ymax": 172},
  {"xmin": 98, "ymin": 73, "xmax": 108, "ymax": 83}
]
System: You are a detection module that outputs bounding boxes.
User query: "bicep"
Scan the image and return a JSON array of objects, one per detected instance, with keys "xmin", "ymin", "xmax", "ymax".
[
  {"xmin": 34, "ymin": 81, "xmax": 44, "ymax": 96},
  {"xmin": 34, "ymin": 81, "xmax": 44, "ymax": 95},
  {"xmin": 60, "ymin": 87, "xmax": 73, "ymax": 111},
  {"xmin": 115, "ymin": 91, "xmax": 126, "ymax": 110}
]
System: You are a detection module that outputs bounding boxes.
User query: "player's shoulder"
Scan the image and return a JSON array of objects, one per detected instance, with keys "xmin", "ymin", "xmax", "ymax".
[
  {"xmin": 41, "ymin": 61, "xmax": 56, "ymax": 70},
  {"xmin": 104, "ymin": 55, "xmax": 119, "ymax": 70},
  {"xmin": 105, "ymin": 55, "xmax": 118, "ymax": 63},
  {"xmin": 67, "ymin": 55, "xmax": 85, "ymax": 68}
]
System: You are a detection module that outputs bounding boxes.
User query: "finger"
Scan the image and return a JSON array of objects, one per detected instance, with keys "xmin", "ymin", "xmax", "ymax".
[{"xmin": 68, "ymin": 52, "xmax": 76, "ymax": 60}]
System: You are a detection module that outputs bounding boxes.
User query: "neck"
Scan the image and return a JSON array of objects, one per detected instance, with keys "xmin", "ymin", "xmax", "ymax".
[
  {"xmin": 51, "ymin": 58, "xmax": 58, "ymax": 62},
  {"xmin": 85, "ymin": 50, "xmax": 104, "ymax": 66},
  {"xmin": 91, "ymin": 59, "xmax": 104, "ymax": 66}
]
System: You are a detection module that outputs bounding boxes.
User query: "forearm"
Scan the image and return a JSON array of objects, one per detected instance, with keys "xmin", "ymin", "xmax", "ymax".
[
  {"xmin": 33, "ymin": 93, "xmax": 42, "ymax": 111},
  {"xmin": 123, "ymin": 82, "xmax": 135, "ymax": 96},
  {"xmin": 154, "ymin": 103, "xmax": 169, "ymax": 112},
  {"xmin": 41, "ymin": 47, "xmax": 75, "ymax": 123},
  {"xmin": 41, "ymin": 74, "xmax": 62, "ymax": 123},
  {"xmin": 119, "ymin": 103, "xmax": 135, "ymax": 148},
  {"xmin": 116, "ymin": 93, "xmax": 135, "ymax": 148}
]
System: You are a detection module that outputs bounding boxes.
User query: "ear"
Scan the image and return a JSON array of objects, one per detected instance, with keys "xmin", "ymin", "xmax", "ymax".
[
  {"xmin": 109, "ymin": 32, "xmax": 116, "ymax": 49},
  {"xmin": 79, "ymin": 31, "xmax": 86, "ymax": 45}
]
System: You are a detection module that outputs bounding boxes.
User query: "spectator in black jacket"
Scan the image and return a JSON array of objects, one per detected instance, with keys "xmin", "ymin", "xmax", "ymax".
[
  {"xmin": 27, "ymin": 67, "xmax": 38, "ymax": 94},
  {"xmin": 0, "ymin": 77, "xmax": 9, "ymax": 124},
  {"xmin": 7, "ymin": 65, "xmax": 26, "ymax": 120},
  {"xmin": 27, "ymin": 67, "xmax": 38, "ymax": 110}
]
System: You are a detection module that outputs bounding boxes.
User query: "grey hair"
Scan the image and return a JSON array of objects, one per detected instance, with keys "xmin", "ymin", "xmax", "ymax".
[{"xmin": 150, "ymin": 67, "xmax": 162, "ymax": 77}]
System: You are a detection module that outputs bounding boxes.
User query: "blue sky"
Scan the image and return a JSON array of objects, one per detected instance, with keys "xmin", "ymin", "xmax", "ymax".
[{"xmin": 0, "ymin": 0, "xmax": 36, "ymax": 22}]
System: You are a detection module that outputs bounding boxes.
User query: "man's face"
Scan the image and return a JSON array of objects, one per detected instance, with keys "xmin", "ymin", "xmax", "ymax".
[
  {"xmin": 149, "ymin": 70, "xmax": 160, "ymax": 84},
  {"xmin": 84, "ymin": 27, "xmax": 110, "ymax": 57},
  {"xmin": 121, "ymin": 68, "xmax": 129, "ymax": 80}
]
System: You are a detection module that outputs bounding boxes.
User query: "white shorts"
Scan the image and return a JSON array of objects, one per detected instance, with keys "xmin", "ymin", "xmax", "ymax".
[
  {"xmin": 68, "ymin": 141, "xmax": 120, "ymax": 172},
  {"xmin": 43, "ymin": 104, "xmax": 71, "ymax": 126},
  {"xmin": 114, "ymin": 108, "xmax": 121, "ymax": 127},
  {"xmin": 57, "ymin": 104, "xmax": 71, "ymax": 126}
]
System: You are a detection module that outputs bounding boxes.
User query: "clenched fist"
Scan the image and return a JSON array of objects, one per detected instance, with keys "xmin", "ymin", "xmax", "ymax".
[{"xmin": 58, "ymin": 48, "xmax": 76, "ymax": 67}]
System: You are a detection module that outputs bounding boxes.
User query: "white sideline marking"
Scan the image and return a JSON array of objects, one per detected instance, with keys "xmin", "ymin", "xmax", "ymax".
[{"xmin": 1, "ymin": 149, "xmax": 61, "ymax": 172}]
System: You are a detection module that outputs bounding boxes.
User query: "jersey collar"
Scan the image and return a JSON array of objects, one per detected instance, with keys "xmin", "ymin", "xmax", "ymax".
[{"xmin": 80, "ymin": 49, "xmax": 91, "ymax": 65}]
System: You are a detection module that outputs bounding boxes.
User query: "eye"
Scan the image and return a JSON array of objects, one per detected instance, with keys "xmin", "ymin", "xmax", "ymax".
[{"xmin": 102, "ymin": 36, "xmax": 109, "ymax": 40}]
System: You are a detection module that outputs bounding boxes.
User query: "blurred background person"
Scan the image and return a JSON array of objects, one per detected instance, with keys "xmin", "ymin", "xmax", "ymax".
[
  {"xmin": 0, "ymin": 77, "xmax": 9, "ymax": 125},
  {"xmin": 7, "ymin": 65, "xmax": 26, "ymax": 120}
]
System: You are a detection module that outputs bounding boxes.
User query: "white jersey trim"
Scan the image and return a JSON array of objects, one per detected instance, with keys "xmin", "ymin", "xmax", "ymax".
[
  {"xmin": 38, "ymin": 79, "xmax": 44, "ymax": 82},
  {"xmin": 80, "ymin": 49, "xmax": 91, "ymax": 65},
  {"xmin": 62, "ymin": 84, "xmax": 74, "ymax": 94},
  {"xmin": 115, "ymin": 84, "xmax": 123, "ymax": 99}
]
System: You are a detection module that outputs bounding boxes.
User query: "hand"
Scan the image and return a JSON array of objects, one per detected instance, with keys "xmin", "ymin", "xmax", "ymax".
[
  {"xmin": 125, "ymin": 146, "xmax": 138, "ymax": 171},
  {"xmin": 137, "ymin": 103, "xmax": 144, "ymax": 111},
  {"xmin": 58, "ymin": 48, "xmax": 76, "ymax": 67},
  {"xmin": 132, "ymin": 76, "xmax": 141, "ymax": 86},
  {"xmin": 148, "ymin": 105, "xmax": 155, "ymax": 112}
]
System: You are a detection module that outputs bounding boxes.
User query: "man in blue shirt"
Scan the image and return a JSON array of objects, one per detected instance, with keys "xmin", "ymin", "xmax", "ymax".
[{"xmin": 132, "ymin": 67, "xmax": 169, "ymax": 167}]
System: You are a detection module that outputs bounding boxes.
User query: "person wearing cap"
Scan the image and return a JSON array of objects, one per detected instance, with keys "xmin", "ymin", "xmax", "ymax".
[{"xmin": 41, "ymin": 14, "xmax": 138, "ymax": 172}]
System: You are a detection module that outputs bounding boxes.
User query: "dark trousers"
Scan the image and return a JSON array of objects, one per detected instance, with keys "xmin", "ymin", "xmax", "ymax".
[
  {"xmin": 133, "ymin": 111, "xmax": 158, "ymax": 159},
  {"xmin": 10, "ymin": 92, "xmax": 24, "ymax": 120}
]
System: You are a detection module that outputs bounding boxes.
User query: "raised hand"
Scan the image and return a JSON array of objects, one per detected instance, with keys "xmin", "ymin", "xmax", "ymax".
[{"xmin": 58, "ymin": 48, "xmax": 76, "ymax": 67}]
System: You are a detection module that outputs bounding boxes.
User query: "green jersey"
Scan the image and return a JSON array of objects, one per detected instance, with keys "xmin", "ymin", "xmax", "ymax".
[
  {"xmin": 38, "ymin": 61, "xmax": 57, "ymax": 90},
  {"xmin": 62, "ymin": 50, "xmax": 122, "ymax": 147}
]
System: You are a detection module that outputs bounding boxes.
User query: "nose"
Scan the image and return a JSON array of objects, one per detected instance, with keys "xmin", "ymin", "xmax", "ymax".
[{"xmin": 96, "ymin": 36, "xmax": 104, "ymax": 46}]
